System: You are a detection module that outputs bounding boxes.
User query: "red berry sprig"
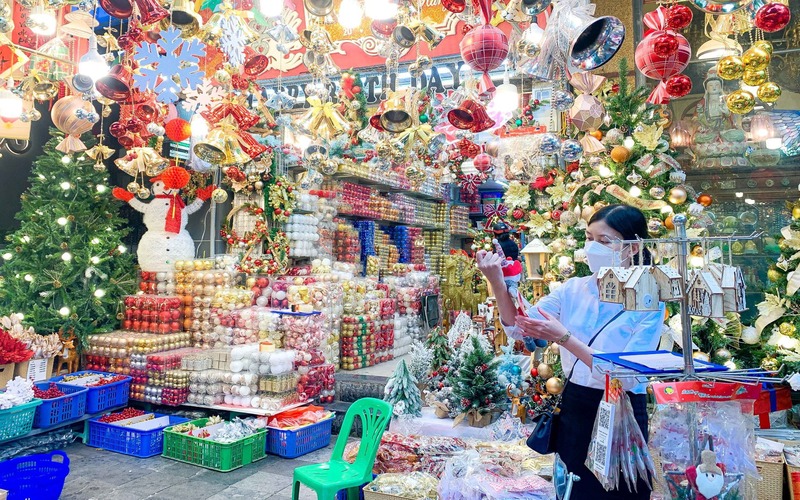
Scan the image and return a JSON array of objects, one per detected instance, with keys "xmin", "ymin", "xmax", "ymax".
[
  {"xmin": 34, "ymin": 383, "xmax": 65, "ymax": 399},
  {"xmin": 88, "ymin": 375, "xmax": 128, "ymax": 387},
  {"xmin": 98, "ymin": 408, "xmax": 146, "ymax": 423}
]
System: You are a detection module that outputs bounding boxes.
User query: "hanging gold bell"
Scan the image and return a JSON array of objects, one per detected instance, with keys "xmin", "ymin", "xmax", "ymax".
[
  {"xmin": 410, "ymin": 19, "xmax": 444, "ymax": 49},
  {"xmin": 20, "ymin": 73, "xmax": 58, "ymax": 101},
  {"xmin": 295, "ymin": 96, "xmax": 350, "ymax": 141},
  {"xmin": 379, "ymin": 93, "xmax": 412, "ymax": 133},
  {"xmin": 170, "ymin": 0, "xmax": 203, "ymax": 36},
  {"xmin": 303, "ymin": 0, "xmax": 333, "ymax": 17}
]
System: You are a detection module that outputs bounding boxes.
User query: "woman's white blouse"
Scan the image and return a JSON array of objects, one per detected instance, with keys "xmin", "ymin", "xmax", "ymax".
[{"xmin": 503, "ymin": 275, "xmax": 665, "ymax": 393}]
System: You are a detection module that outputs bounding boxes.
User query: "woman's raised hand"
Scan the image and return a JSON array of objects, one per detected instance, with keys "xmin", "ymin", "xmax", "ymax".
[{"xmin": 475, "ymin": 250, "xmax": 504, "ymax": 284}]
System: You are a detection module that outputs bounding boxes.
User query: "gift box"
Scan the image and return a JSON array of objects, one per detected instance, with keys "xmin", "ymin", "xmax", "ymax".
[{"xmin": 755, "ymin": 384, "xmax": 792, "ymax": 429}]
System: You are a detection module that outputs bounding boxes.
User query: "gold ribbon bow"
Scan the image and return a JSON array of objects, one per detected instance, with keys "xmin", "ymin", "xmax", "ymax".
[{"xmin": 397, "ymin": 124, "xmax": 436, "ymax": 152}]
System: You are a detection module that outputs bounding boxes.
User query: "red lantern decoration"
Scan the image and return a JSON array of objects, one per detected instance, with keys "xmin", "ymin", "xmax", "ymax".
[
  {"xmin": 459, "ymin": 0, "xmax": 508, "ymax": 95},
  {"xmin": 665, "ymin": 4, "xmax": 693, "ymax": 30},
  {"xmin": 754, "ymin": 3, "xmax": 791, "ymax": 33},
  {"xmin": 652, "ymin": 32, "xmax": 679, "ymax": 57},
  {"xmin": 665, "ymin": 74, "xmax": 692, "ymax": 98},
  {"xmin": 165, "ymin": 118, "xmax": 191, "ymax": 142}
]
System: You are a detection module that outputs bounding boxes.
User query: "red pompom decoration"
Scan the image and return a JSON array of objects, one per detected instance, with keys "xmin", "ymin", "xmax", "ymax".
[
  {"xmin": 755, "ymin": 3, "xmax": 791, "ymax": 32},
  {"xmin": 652, "ymin": 32, "xmax": 679, "ymax": 57},
  {"xmin": 156, "ymin": 166, "xmax": 191, "ymax": 190},
  {"xmin": 665, "ymin": 4, "xmax": 693, "ymax": 30},
  {"xmin": 666, "ymin": 74, "xmax": 692, "ymax": 98},
  {"xmin": 165, "ymin": 118, "xmax": 191, "ymax": 142}
]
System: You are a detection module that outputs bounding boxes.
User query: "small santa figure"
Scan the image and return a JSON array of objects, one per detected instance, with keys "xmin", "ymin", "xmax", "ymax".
[
  {"xmin": 685, "ymin": 449, "xmax": 726, "ymax": 500},
  {"xmin": 113, "ymin": 166, "xmax": 215, "ymax": 272}
]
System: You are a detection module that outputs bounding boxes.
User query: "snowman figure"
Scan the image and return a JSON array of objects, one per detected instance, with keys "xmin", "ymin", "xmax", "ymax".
[
  {"xmin": 686, "ymin": 449, "xmax": 726, "ymax": 500},
  {"xmin": 113, "ymin": 166, "xmax": 215, "ymax": 272}
]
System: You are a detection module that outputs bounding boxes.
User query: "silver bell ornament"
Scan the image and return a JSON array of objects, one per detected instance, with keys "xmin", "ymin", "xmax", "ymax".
[{"xmin": 137, "ymin": 187, "xmax": 151, "ymax": 199}]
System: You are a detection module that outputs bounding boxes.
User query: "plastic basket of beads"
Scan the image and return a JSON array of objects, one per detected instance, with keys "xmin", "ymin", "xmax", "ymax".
[
  {"xmin": 31, "ymin": 382, "xmax": 88, "ymax": 429},
  {"xmin": 0, "ymin": 398, "xmax": 42, "ymax": 441},
  {"xmin": 266, "ymin": 416, "xmax": 334, "ymax": 458},
  {"xmin": 258, "ymin": 372, "xmax": 299, "ymax": 394},
  {"xmin": 162, "ymin": 418, "xmax": 267, "ymax": 472},
  {"xmin": 86, "ymin": 411, "xmax": 190, "ymax": 458},
  {"xmin": 50, "ymin": 371, "xmax": 132, "ymax": 413}
]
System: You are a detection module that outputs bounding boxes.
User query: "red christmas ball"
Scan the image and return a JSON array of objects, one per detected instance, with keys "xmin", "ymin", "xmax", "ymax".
[
  {"xmin": 635, "ymin": 31, "xmax": 691, "ymax": 81},
  {"xmin": 460, "ymin": 25, "xmax": 509, "ymax": 77},
  {"xmin": 665, "ymin": 4, "xmax": 693, "ymax": 30},
  {"xmin": 666, "ymin": 74, "xmax": 692, "ymax": 98},
  {"xmin": 165, "ymin": 118, "xmax": 191, "ymax": 142},
  {"xmin": 473, "ymin": 153, "xmax": 493, "ymax": 173},
  {"xmin": 109, "ymin": 121, "xmax": 127, "ymax": 138},
  {"xmin": 652, "ymin": 32, "xmax": 679, "ymax": 57},
  {"xmin": 755, "ymin": 3, "xmax": 791, "ymax": 32}
]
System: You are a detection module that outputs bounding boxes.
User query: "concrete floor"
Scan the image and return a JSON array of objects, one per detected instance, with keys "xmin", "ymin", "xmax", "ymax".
[{"xmin": 59, "ymin": 438, "xmax": 342, "ymax": 500}]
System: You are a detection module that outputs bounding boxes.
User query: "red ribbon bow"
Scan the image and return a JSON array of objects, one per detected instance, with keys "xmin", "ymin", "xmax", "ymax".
[
  {"xmin": 156, "ymin": 194, "xmax": 186, "ymax": 234},
  {"xmin": 482, "ymin": 204, "xmax": 508, "ymax": 218},
  {"xmin": 459, "ymin": 174, "xmax": 484, "ymax": 193}
]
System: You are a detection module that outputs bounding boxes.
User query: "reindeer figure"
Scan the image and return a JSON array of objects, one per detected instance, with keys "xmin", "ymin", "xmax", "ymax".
[{"xmin": 54, "ymin": 330, "xmax": 79, "ymax": 375}]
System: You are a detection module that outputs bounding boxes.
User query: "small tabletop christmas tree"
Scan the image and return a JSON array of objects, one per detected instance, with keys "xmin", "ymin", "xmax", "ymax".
[
  {"xmin": 425, "ymin": 326, "xmax": 451, "ymax": 390},
  {"xmin": 384, "ymin": 359, "xmax": 422, "ymax": 417},
  {"xmin": 450, "ymin": 335, "xmax": 504, "ymax": 427}
]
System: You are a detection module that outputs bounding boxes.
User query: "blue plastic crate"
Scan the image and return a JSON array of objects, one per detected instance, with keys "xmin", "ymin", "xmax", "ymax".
[
  {"xmin": 335, "ymin": 475, "xmax": 376, "ymax": 500},
  {"xmin": 32, "ymin": 382, "xmax": 88, "ymax": 429},
  {"xmin": 86, "ymin": 413, "xmax": 190, "ymax": 458},
  {"xmin": 266, "ymin": 417, "xmax": 333, "ymax": 458},
  {"xmin": 50, "ymin": 371, "xmax": 131, "ymax": 413},
  {"xmin": 0, "ymin": 450, "xmax": 70, "ymax": 500}
]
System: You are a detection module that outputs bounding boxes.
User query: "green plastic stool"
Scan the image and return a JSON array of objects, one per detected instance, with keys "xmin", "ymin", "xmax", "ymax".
[{"xmin": 292, "ymin": 397, "xmax": 392, "ymax": 500}]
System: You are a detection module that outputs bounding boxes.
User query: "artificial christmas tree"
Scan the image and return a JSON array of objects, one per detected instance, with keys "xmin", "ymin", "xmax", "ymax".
[
  {"xmin": 425, "ymin": 326, "xmax": 451, "ymax": 390},
  {"xmin": 384, "ymin": 359, "xmax": 422, "ymax": 417},
  {"xmin": 0, "ymin": 131, "xmax": 136, "ymax": 345},
  {"xmin": 449, "ymin": 335, "xmax": 504, "ymax": 427}
]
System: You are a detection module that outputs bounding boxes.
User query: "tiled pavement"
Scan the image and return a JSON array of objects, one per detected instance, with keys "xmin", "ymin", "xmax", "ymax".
[{"xmin": 59, "ymin": 438, "xmax": 344, "ymax": 500}]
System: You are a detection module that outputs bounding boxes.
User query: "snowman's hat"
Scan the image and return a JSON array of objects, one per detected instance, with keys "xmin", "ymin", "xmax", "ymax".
[{"xmin": 152, "ymin": 166, "xmax": 191, "ymax": 190}]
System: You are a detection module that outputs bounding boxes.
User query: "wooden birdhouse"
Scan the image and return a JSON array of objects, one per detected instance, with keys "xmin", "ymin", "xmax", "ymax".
[
  {"xmin": 708, "ymin": 264, "xmax": 747, "ymax": 313},
  {"xmin": 597, "ymin": 267, "xmax": 632, "ymax": 304},
  {"xmin": 622, "ymin": 267, "xmax": 661, "ymax": 311},
  {"xmin": 686, "ymin": 271, "xmax": 725, "ymax": 318},
  {"xmin": 651, "ymin": 265, "xmax": 684, "ymax": 302}
]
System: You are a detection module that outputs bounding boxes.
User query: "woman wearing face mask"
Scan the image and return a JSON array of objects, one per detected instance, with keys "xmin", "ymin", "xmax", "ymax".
[{"xmin": 476, "ymin": 204, "xmax": 664, "ymax": 499}]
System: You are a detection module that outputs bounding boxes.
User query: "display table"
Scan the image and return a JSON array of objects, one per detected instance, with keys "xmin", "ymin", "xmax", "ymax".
[{"xmin": 389, "ymin": 407, "xmax": 497, "ymax": 440}]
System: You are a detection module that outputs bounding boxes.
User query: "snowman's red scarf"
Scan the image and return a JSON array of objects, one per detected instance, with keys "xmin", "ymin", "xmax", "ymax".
[{"xmin": 155, "ymin": 194, "xmax": 186, "ymax": 233}]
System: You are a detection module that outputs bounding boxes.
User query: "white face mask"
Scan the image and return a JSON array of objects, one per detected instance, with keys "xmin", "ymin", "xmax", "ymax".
[{"xmin": 584, "ymin": 241, "xmax": 623, "ymax": 273}]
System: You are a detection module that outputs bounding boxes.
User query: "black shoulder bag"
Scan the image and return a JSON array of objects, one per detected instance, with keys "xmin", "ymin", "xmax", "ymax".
[{"xmin": 526, "ymin": 310, "xmax": 624, "ymax": 454}]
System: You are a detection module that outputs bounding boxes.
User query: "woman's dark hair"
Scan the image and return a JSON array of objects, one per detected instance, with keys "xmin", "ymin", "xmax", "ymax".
[{"xmin": 588, "ymin": 204, "xmax": 652, "ymax": 265}]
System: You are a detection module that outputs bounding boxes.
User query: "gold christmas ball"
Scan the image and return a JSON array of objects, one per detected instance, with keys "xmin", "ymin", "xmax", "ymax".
[
  {"xmin": 545, "ymin": 377, "xmax": 564, "ymax": 395},
  {"xmin": 717, "ymin": 55, "xmax": 745, "ymax": 80},
  {"xmin": 126, "ymin": 181, "xmax": 140, "ymax": 193},
  {"xmin": 754, "ymin": 40, "xmax": 773, "ymax": 55},
  {"xmin": 610, "ymin": 145, "xmax": 632, "ymax": 163},
  {"xmin": 547, "ymin": 343, "xmax": 560, "ymax": 356},
  {"xmin": 779, "ymin": 322, "xmax": 797, "ymax": 337},
  {"xmin": 726, "ymin": 90, "xmax": 755, "ymax": 115},
  {"xmin": 767, "ymin": 268, "xmax": 784, "ymax": 282},
  {"xmin": 757, "ymin": 82, "xmax": 782, "ymax": 103},
  {"xmin": 793, "ymin": 206, "xmax": 800, "ymax": 220},
  {"xmin": 761, "ymin": 356, "xmax": 779, "ymax": 371},
  {"xmin": 136, "ymin": 188, "xmax": 151, "ymax": 199},
  {"xmin": 211, "ymin": 188, "xmax": 229, "ymax": 204},
  {"xmin": 714, "ymin": 348, "xmax": 732, "ymax": 361},
  {"xmin": 742, "ymin": 46, "xmax": 771, "ymax": 72},
  {"xmin": 742, "ymin": 69, "xmax": 768, "ymax": 87},
  {"xmin": 668, "ymin": 186, "xmax": 688, "ymax": 205},
  {"xmin": 692, "ymin": 351, "xmax": 710, "ymax": 362},
  {"xmin": 664, "ymin": 214, "xmax": 675, "ymax": 230},
  {"xmin": 741, "ymin": 326, "xmax": 760, "ymax": 345},
  {"xmin": 537, "ymin": 362, "xmax": 554, "ymax": 379}
]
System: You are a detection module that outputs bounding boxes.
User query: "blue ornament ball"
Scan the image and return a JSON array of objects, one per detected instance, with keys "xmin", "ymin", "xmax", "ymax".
[
  {"xmin": 511, "ymin": 365, "xmax": 522, "ymax": 375},
  {"xmin": 539, "ymin": 133, "xmax": 562, "ymax": 155},
  {"xmin": 560, "ymin": 139, "xmax": 584, "ymax": 162},
  {"xmin": 552, "ymin": 90, "xmax": 575, "ymax": 111}
]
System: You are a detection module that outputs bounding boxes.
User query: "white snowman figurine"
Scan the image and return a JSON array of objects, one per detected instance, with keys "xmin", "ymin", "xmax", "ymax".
[{"xmin": 113, "ymin": 166, "xmax": 215, "ymax": 272}]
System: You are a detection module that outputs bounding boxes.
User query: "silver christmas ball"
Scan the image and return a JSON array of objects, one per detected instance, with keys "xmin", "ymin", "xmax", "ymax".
[
  {"xmin": 551, "ymin": 90, "xmax": 574, "ymax": 112},
  {"xmin": 560, "ymin": 138, "xmax": 583, "ymax": 162},
  {"xmin": 539, "ymin": 133, "xmax": 562, "ymax": 155},
  {"xmin": 211, "ymin": 188, "xmax": 229, "ymax": 204},
  {"xmin": 28, "ymin": 109, "xmax": 41, "ymax": 121}
]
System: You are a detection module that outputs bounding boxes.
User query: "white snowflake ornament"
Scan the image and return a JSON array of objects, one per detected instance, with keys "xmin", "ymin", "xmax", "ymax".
[
  {"xmin": 218, "ymin": 15, "xmax": 247, "ymax": 67},
  {"xmin": 181, "ymin": 78, "xmax": 226, "ymax": 113},
  {"xmin": 133, "ymin": 26, "xmax": 206, "ymax": 104}
]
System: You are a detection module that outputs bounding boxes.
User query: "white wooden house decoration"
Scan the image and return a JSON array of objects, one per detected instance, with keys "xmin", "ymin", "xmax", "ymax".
[
  {"xmin": 651, "ymin": 265, "xmax": 683, "ymax": 302},
  {"xmin": 686, "ymin": 271, "xmax": 725, "ymax": 318},
  {"xmin": 708, "ymin": 264, "xmax": 747, "ymax": 313},
  {"xmin": 597, "ymin": 267, "xmax": 633, "ymax": 304},
  {"xmin": 622, "ymin": 267, "xmax": 661, "ymax": 311}
]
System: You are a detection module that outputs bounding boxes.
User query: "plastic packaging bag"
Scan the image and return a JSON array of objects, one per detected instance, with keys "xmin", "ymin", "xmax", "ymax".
[{"xmin": 585, "ymin": 381, "xmax": 655, "ymax": 493}]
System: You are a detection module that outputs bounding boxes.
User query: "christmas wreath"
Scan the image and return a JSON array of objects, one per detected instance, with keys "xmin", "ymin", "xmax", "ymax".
[{"xmin": 267, "ymin": 176, "xmax": 296, "ymax": 222}]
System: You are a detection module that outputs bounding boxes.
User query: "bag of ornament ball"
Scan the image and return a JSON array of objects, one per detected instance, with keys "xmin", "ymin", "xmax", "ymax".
[{"xmin": 585, "ymin": 380, "xmax": 655, "ymax": 493}]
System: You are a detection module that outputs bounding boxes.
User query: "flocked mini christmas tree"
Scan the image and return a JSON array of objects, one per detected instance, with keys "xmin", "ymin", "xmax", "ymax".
[
  {"xmin": 384, "ymin": 359, "xmax": 422, "ymax": 417},
  {"xmin": 0, "ymin": 131, "xmax": 136, "ymax": 344},
  {"xmin": 449, "ymin": 335, "xmax": 504, "ymax": 424},
  {"xmin": 425, "ymin": 326, "xmax": 451, "ymax": 390}
]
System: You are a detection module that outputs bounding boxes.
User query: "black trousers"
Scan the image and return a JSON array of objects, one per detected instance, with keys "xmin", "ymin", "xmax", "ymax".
[{"xmin": 556, "ymin": 383, "xmax": 651, "ymax": 499}]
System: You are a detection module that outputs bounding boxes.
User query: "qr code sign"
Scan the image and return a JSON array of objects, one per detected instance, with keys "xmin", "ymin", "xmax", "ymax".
[
  {"xmin": 598, "ymin": 404, "xmax": 612, "ymax": 430},
  {"xmin": 592, "ymin": 401, "xmax": 616, "ymax": 476}
]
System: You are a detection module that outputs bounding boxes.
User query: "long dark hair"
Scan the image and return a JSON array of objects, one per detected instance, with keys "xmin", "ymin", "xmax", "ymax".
[{"xmin": 588, "ymin": 204, "xmax": 652, "ymax": 265}]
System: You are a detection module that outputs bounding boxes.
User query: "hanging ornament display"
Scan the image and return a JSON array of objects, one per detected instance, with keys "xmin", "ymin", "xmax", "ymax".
[
  {"xmin": 568, "ymin": 73, "xmax": 606, "ymax": 132},
  {"xmin": 635, "ymin": 6, "xmax": 691, "ymax": 104},
  {"xmin": 460, "ymin": 0, "xmax": 509, "ymax": 94}
]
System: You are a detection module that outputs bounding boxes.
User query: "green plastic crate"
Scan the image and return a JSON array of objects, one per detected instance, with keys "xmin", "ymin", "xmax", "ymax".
[
  {"xmin": 161, "ymin": 418, "xmax": 267, "ymax": 472},
  {"xmin": 0, "ymin": 399, "xmax": 42, "ymax": 442}
]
